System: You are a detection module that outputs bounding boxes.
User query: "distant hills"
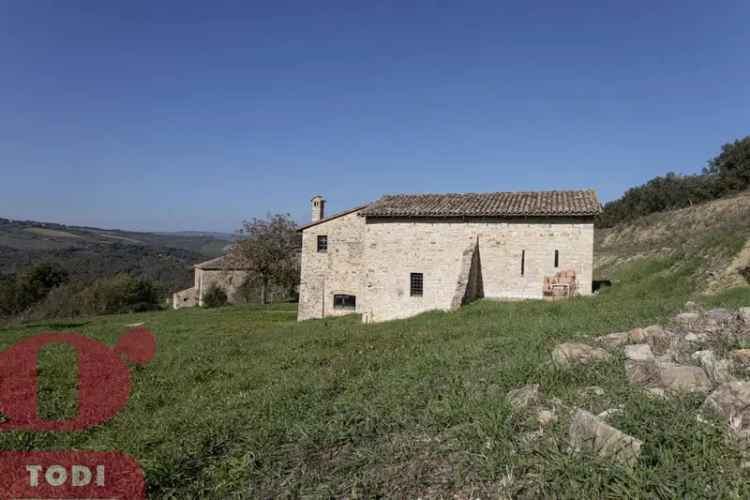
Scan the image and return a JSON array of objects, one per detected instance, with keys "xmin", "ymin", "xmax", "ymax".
[{"xmin": 0, "ymin": 217, "xmax": 237, "ymax": 294}]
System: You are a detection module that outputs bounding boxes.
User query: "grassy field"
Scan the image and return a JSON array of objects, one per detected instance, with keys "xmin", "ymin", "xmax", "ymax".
[{"xmin": 2, "ymin": 257, "xmax": 750, "ymax": 498}]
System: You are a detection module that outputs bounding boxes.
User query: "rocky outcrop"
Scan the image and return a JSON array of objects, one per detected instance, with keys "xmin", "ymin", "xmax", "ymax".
[
  {"xmin": 507, "ymin": 384, "xmax": 540, "ymax": 411},
  {"xmin": 703, "ymin": 381, "xmax": 750, "ymax": 445},
  {"xmin": 552, "ymin": 343, "xmax": 611, "ymax": 367},
  {"xmin": 568, "ymin": 409, "xmax": 642, "ymax": 466}
]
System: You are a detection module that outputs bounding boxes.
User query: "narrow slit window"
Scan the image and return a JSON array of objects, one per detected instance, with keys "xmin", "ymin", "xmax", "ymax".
[
  {"xmin": 317, "ymin": 235, "xmax": 328, "ymax": 253},
  {"xmin": 554, "ymin": 250, "xmax": 559, "ymax": 268},
  {"xmin": 410, "ymin": 273, "xmax": 423, "ymax": 296},
  {"xmin": 521, "ymin": 250, "xmax": 526, "ymax": 276}
]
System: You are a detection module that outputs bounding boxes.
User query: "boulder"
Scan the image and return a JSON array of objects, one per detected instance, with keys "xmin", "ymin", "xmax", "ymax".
[
  {"xmin": 552, "ymin": 343, "xmax": 611, "ymax": 367},
  {"xmin": 624, "ymin": 344, "xmax": 655, "ymax": 362},
  {"xmin": 731, "ymin": 349, "xmax": 750, "ymax": 366},
  {"xmin": 703, "ymin": 381, "xmax": 750, "ymax": 432},
  {"xmin": 643, "ymin": 325, "xmax": 674, "ymax": 353},
  {"xmin": 675, "ymin": 312, "xmax": 701, "ymax": 324},
  {"xmin": 628, "ymin": 328, "xmax": 648, "ymax": 343},
  {"xmin": 598, "ymin": 332, "xmax": 629, "ymax": 349},
  {"xmin": 705, "ymin": 308, "xmax": 734, "ymax": 323},
  {"xmin": 507, "ymin": 384, "xmax": 539, "ymax": 411},
  {"xmin": 568, "ymin": 409, "xmax": 642, "ymax": 466},
  {"xmin": 657, "ymin": 363, "xmax": 713, "ymax": 394},
  {"xmin": 625, "ymin": 360, "xmax": 658, "ymax": 386},
  {"xmin": 691, "ymin": 350, "xmax": 736, "ymax": 385},
  {"xmin": 740, "ymin": 308, "xmax": 750, "ymax": 325},
  {"xmin": 684, "ymin": 301, "xmax": 700, "ymax": 312},
  {"xmin": 685, "ymin": 332, "xmax": 708, "ymax": 343},
  {"xmin": 645, "ymin": 387, "xmax": 667, "ymax": 399},
  {"xmin": 537, "ymin": 408, "xmax": 557, "ymax": 427}
]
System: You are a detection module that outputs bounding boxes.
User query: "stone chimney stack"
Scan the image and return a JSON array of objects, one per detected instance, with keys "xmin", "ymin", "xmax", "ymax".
[{"xmin": 311, "ymin": 195, "xmax": 326, "ymax": 222}]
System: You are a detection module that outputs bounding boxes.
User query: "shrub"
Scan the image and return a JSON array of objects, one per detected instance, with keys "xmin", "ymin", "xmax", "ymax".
[
  {"xmin": 0, "ymin": 263, "xmax": 69, "ymax": 317},
  {"xmin": 202, "ymin": 285, "xmax": 228, "ymax": 308},
  {"xmin": 79, "ymin": 274, "xmax": 160, "ymax": 315}
]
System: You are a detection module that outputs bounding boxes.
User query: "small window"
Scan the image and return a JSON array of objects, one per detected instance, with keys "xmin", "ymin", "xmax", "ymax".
[
  {"xmin": 410, "ymin": 273, "xmax": 423, "ymax": 296},
  {"xmin": 317, "ymin": 235, "xmax": 328, "ymax": 252},
  {"xmin": 333, "ymin": 294, "xmax": 356, "ymax": 309},
  {"xmin": 521, "ymin": 250, "xmax": 526, "ymax": 276},
  {"xmin": 554, "ymin": 250, "xmax": 559, "ymax": 268}
]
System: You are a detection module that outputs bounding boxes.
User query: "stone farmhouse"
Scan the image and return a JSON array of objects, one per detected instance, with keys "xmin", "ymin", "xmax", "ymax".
[
  {"xmin": 298, "ymin": 190, "xmax": 602, "ymax": 323},
  {"xmin": 172, "ymin": 254, "xmax": 251, "ymax": 309}
]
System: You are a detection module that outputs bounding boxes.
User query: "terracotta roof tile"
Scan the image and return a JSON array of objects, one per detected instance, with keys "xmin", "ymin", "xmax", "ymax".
[{"xmin": 360, "ymin": 190, "xmax": 601, "ymax": 218}]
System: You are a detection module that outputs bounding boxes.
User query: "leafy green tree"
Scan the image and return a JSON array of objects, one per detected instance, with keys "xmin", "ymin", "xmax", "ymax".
[
  {"xmin": 704, "ymin": 136, "xmax": 750, "ymax": 194},
  {"xmin": 230, "ymin": 214, "xmax": 301, "ymax": 304}
]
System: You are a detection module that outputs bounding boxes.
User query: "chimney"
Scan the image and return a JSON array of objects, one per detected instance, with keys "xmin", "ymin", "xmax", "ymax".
[{"xmin": 311, "ymin": 195, "xmax": 326, "ymax": 222}]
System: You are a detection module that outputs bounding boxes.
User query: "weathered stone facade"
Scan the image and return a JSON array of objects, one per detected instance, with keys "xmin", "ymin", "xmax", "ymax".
[
  {"xmin": 298, "ymin": 210, "xmax": 366, "ymax": 319},
  {"xmin": 298, "ymin": 192, "xmax": 599, "ymax": 323},
  {"xmin": 173, "ymin": 265, "xmax": 252, "ymax": 309}
]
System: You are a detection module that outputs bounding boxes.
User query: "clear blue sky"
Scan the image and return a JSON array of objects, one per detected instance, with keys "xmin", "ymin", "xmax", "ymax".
[{"xmin": 1, "ymin": 1, "xmax": 748, "ymax": 232}]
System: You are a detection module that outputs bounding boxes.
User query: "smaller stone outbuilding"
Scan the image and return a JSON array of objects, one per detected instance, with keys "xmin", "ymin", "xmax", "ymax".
[{"xmin": 172, "ymin": 255, "xmax": 252, "ymax": 309}]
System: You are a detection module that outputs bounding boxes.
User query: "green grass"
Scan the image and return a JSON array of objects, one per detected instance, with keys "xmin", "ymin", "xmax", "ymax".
[{"xmin": 1, "ymin": 261, "xmax": 750, "ymax": 498}]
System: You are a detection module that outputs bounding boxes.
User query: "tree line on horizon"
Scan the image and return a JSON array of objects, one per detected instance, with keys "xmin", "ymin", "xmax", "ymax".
[{"xmin": 597, "ymin": 135, "xmax": 750, "ymax": 228}]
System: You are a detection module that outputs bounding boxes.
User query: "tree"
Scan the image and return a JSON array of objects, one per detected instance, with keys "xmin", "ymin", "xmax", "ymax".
[
  {"xmin": 704, "ymin": 136, "xmax": 750, "ymax": 194},
  {"xmin": 230, "ymin": 214, "xmax": 301, "ymax": 304}
]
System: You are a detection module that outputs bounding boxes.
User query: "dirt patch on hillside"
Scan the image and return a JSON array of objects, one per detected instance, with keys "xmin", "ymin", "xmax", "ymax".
[{"xmin": 595, "ymin": 191, "xmax": 750, "ymax": 292}]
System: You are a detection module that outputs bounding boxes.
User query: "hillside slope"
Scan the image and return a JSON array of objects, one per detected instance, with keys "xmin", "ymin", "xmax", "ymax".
[
  {"xmin": 595, "ymin": 191, "xmax": 750, "ymax": 293},
  {"xmin": 0, "ymin": 218, "xmax": 232, "ymax": 258},
  {"xmin": 0, "ymin": 217, "xmax": 235, "ymax": 295}
]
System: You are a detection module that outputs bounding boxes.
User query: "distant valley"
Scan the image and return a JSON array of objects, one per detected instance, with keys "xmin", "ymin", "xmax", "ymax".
[{"xmin": 0, "ymin": 217, "xmax": 236, "ymax": 295}]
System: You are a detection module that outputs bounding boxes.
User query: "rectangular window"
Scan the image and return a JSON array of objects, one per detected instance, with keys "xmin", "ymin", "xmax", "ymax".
[
  {"xmin": 554, "ymin": 249, "xmax": 559, "ymax": 268},
  {"xmin": 317, "ymin": 235, "xmax": 328, "ymax": 253},
  {"xmin": 521, "ymin": 250, "xmax": 526, "ymax": 276},
  {"xmin": 410, "ymin": 273, "xmax": 423, "ymax": 296},
  {"xmin": 333, "ymin": 294, "xmax": 356, "ymax": 309}
]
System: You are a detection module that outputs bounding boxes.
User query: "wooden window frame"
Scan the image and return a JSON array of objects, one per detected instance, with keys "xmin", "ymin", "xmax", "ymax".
[{"xmin": 317, "ymin": 235, "xmax": 328, "ymax": 253}]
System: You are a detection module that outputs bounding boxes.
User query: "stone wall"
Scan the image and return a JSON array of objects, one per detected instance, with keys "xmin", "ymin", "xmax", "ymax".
[
  {"xmin": 360, "ymin": 217, "xmax": 594, "ymax": 322},
  {"xmin": 173, "ymin": 287, "xmax": 198, "ymax": 309},
  {"xmin": 298, "ymin": 211, "xmax": 366, "ymax": 320},
  {"xmin": 194, "ymin": 268, "xmax": 252, "ymax": 306}
]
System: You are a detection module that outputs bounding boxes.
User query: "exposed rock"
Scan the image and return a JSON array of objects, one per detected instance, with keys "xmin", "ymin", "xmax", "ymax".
[
  {"xmin": 730, "ymin": 349, "xmax": 750, "ymax": 366},
  {"xmin": 537, "ymin": 409, "xmax": 557, "ymax": 427},
  {"xmin": 519, "ymin": 430, "xmax": 544, "ymax": 447},
  {"xmin": 684, "ymin": 301, "xmax": 699, "ymax": 312},
  {"xmin": 624, "ymin": 344, "xmax": 654, "ymax": 362},
  {"xmin": 628, "ymin": 328, "xmax": 649, "ymax": 343},
  {"xmin": 598, "ymin": 331, "xmax": 629, "ymax": 349},
  {"xmin": 568, "ymin": 409, "xmax": 642, "ymax": 465},
  {"xmin": 675, "ymin": 312, "xmax": 701, "ymax": 324},
  {"xmin": 691, "ymin": 350, "xmax": 736, "ymax": 385},
  {"xmin": 643, "ymin": 325, "xmax": 674, "ymax": 353},
  {"xmin": 507, "ymin": 384, "xmax": 539, "ymax": 411},
  {"xmin": 552, "ymin": 343, "xmax": 611, "ymax": 367},
  {"xmin": 706, "ymin": 308, "xmax": 734, "ymax": 323},
  {"xmin": 703, "ymin": 382, "xmax": 750, "ymax": 435},
  {"xmin": 657, "ymin": 363, "xmax": 713, "ymax": 394},
  {"xmin": 597, "ymin": 408, "xmax": 624, "ymax": 420},
  {"xmin": 577, "ymin": 386, "xmax": 605, "ymax": 398},
  {"xmin": 625, "ymin": 360, "xmax": 658, "ymax": 386},
  {"xmin": 644, "ymin": 387, "xmax": 667, "ymax": 399},
  {"xmin": 685, "ymin": 332, "xmax": 708, "ymax": 343},
  {"xmin": 740, "ymin": 307, "xmax": 750, "ymax": 324}
]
